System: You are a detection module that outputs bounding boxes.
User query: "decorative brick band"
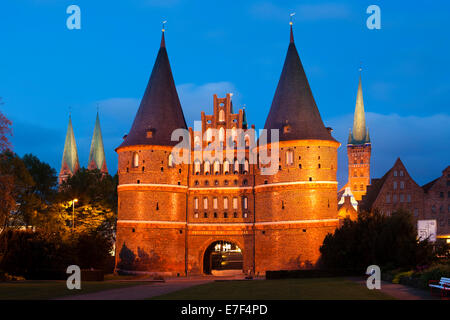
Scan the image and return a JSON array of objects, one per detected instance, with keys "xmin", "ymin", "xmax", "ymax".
[
  {"xmin": 118, "ymin": 184, "xmax": 188, "ymax": 192},
  {"xmin": 117, "ymin": 219, "xmax": 339, "ymax": 227}
]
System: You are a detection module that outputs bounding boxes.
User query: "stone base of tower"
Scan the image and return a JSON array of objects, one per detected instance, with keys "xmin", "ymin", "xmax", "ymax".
[
  {"xmin": 115, "ymin": 222, "xmax": 187, "ymax": 276},
  {"xmin": 254, "ymin": 221, "xmax": 338, "ymax": 274}
]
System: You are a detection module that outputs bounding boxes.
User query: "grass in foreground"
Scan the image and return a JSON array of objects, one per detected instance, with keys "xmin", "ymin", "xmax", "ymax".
[
  {"xmin": 152, "ymin": 277, "xmax": 394, "ymax": 300},
  {"xmin": 0, "ymin": 280, "xmax": 149, "ymax": 300}
]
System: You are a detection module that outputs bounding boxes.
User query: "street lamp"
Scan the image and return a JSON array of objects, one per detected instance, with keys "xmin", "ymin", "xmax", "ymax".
[{"xmin": 72, "ymin": 199, "xmax": 78, "ymax": 232}]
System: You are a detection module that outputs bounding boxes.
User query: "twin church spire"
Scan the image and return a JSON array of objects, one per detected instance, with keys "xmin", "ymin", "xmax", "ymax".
[{"xmin": 59, "ymin": 111, "xmax": 108, "ymax": 185}]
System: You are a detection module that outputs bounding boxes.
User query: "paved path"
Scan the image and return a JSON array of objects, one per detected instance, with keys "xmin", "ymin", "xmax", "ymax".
[
  {"xmin": 57, "ymin": 278, "xmax": 212, "ymax": 300},
  {"xmin": 349, "ymin": 277, "xmax": 439, "ymax": 300}
]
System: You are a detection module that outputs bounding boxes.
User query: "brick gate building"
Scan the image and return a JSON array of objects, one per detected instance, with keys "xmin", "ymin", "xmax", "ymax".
[{"xmin": 115, "ymin": 25, "xmax": 340, "ymax": 276}]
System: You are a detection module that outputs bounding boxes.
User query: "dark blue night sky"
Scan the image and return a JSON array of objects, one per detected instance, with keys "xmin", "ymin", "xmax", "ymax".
[{"xmin": 1, "ymin": 0, "xmax": 449, "ymax": 187}]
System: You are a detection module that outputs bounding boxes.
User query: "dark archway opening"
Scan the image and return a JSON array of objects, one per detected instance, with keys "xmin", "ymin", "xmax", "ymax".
[{"xmin": 203, "ymin": 241, "xmax": 243, "ymax": 275}]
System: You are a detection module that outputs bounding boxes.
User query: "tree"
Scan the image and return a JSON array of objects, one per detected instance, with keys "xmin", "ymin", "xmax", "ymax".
[
  {"xmin": 0, "ymin": 100, "xmax": 13, "ymax": 236},
  {"xmin": 22, "ymin": 154, "xmax": 57, "ymax": 203},
  {"xmin": 59, "ymin": 168, "xmax": 117, "ymax": 239},
  {"xmin": 319, "ymin": 209, "xmax": 435, "ymax": 271},
  {"xmin": 0, "ymin": 98, "xmax": 12, "ymax": 153}
]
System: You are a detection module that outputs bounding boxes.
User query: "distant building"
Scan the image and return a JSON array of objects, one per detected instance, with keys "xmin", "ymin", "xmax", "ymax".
[
  {"xmin": 58, "ymin": 112, "xmax": 108, "ymax": 184},
  {"xmin": 340, "ymin": 72, "xmax": 372, "ymax": 203},
  {"xmin": 360, "ymin": 158, "xmax": 450, "ymax": 242}
]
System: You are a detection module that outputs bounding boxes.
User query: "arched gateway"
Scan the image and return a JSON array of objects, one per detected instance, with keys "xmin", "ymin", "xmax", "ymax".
[{"xmin": 203, "ymin": 241, "xmax": 243, "ymax": 275}]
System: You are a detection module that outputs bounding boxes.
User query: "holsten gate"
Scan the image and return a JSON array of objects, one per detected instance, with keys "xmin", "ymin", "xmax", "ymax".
[{"xmin": 115, "ymin": 25, "xmax": 341, "ymax": 276}]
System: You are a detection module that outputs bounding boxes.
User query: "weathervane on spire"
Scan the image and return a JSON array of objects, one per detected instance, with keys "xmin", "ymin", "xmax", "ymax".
[
  {"xmin": 162, "ymin": 20, "xmax": 167, "ymax": 32},
  {"xmin": 290, "ymin": 12, "xmax": 296, "ymax": 25}
]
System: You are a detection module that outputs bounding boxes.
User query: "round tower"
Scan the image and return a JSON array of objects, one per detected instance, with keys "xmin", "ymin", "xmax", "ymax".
[
  {"xmin": 254, "ymin": 24, "xmax": 340, "ymax": 272},
  {"xmin": 115, "ymin": 30, "xmax": 189, "ymax": 276}
]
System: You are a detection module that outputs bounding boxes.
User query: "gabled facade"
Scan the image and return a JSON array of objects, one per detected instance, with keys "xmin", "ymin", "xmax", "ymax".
[{"xmin": 422, "ymin": 166, "xmax": 450, "ymax": 239}]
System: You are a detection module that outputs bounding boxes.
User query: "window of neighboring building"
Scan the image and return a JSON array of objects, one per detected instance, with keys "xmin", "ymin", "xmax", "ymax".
[
  {"xmin": 393, "ymin": 195, "xmax": 398, "ymax": 203},
  {"xmin": 431, "ymin": 205, "xmax": 436, "ymax": 214},
  {"xmin": 386, "ymin": 194, "xmax": 390, "ymax": 203},
  {"xmin": 394, "ymin": 170, "xmax": 398, "ymax": 177},
  {"xmin": 440, "ymin": 192, "xmax": 444, "ymax": 198},
  {"xmin": 414, "ymin": 208, "xmax": 418, "ymax": 217},
  {"xmin": 393, "ymin": 181, "xmax": 397, "ymax": 189},
  {"xmin": 440, "ymin": 206, "xmax": 444, "ymax": 213},
  {"xmin": 400, "ymin": 194, "xmax": 404, "ymax": 202},
  {"xmin": 400, "ymin": 170, "xmax": 404, "ymax": 176},
  {"xmin": 400, "ymin": 181, "xmax": 405, "ymax": 189},
  {"xmin": 407, "ymin": 194, "xmax": 411, "ymax": 202}
]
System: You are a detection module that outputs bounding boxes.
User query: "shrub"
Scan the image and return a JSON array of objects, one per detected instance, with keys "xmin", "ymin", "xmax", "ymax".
[{"xmin": 418, "ymin": 264, "xmax": 450, "ymax": 289}]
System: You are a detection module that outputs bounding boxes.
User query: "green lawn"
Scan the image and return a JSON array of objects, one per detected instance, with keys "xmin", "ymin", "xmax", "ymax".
[
  {"xmin": 153, "ymin": 278, "xmax": 395, "ymax": 300},
  {"xmin": 0, "ymin": 280, "xmax": 149, "ymax": 300}
]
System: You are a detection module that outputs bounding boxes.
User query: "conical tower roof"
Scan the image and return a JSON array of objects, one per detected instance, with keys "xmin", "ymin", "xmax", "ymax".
[
  {"xmin": 60, "ymin": 116, "xmax": 79, "ymax": 175},
  {"xmin": 263, "ymin": 25, "xmax": 336, "ymax": 143},
  {"xmin": 118, "ymin": 30, "xmax": 187, "ymax": 148},
  {"xmin": 88, "ymin": 112, "xmax": 108, "ymax": 173},
  {"xmin": 349, "ymin": 73, "xmax": 370, "ymax": 145}
]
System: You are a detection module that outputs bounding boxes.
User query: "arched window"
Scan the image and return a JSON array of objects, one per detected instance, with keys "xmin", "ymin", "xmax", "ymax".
[
  {"xmin": 204, "ymin": 161, "xmax": 211, "ymax": 175},
  {"xmin": 231, "ymin": 127, "xmax": 237, "ymax": 142},
  {"xmin": 203, "ymin": 197, "xmax": 208, "ymax": 209},
  {"xmin": 245, "ymin": 135, "xmax": 250, "ymax": 148},
  {"xmin": 223, "ymin": 197, "xmax": 229, "ymax": 209},
  {"xmin": 194, "ymin": 197, "xmax": 199, "ymax": 210},
  {"xmin": 168, "ymin": 154, "xmax": 174, "ymax": 167},
  {"xmin": 243, "ymin": 197, "xmax": 248, "ymax": 210},
  {"xmin": 213, "ymin": 197, "xmax": 218, "ymax": 209},
  {"xmin": 233, "ymin": 197, "xmax": 238, "ymax": 209},
  {"xmin": 223, "ymin": 159, "xmax": 230, "ymax": 175},
  {"xmin": 132, "ymin": 152, "xmax": 139, "ymax": 168},
  {"xmin": 286, "ymin": 150, "xmax": 294, "ymax": 165},
  {"xmin": 206, "ymin": 128, "xmax": 212, "ymax": 143},
  {"xmin": 219, "ymin": 109, "xmax": 225, "ymax": 122},
  {"xmin": 219, "ymin": 127, "xmax": 225, "ymax": 142},
  {"xmin": 213, "ymin": 160, "xmax": 220, "ymax": 175},
  {"xmin": 194, "ymin": 160, "xmax": 201, "ymax": 175},
  {"xmin": 234, "ymin": 159, "xmax": 239, "ymax": 174},
  {"xmin": 194, "ymin": 136, "xmax": 201, "ymax": 149},
  {"xmin": 244, "ymin": 159, "xmax": 249, "ymax": 173}
]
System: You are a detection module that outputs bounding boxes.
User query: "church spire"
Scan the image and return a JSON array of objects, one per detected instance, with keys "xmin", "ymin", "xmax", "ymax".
[
  {"xmin": 88, "ymin": 111, "xmax": 108, "ymax": 174},
  {"xmin": 118, "ymin": 25, "xmax": 187, "ymax": 148},
  {"xmin": 59, "ymin": 115, "xmax": 80, "ymax": 184},
  {"xmin": 263, "ymin": 22, "xmax": 336, "ymax": 143},
  {"xmin": 349, "ymin": 70, "xmax": 370, "ymax": 145}
]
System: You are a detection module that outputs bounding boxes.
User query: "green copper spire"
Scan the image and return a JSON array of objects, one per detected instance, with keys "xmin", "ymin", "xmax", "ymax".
[
  {"xmin": 59, "ymin": 115, "xmax": 79, "ymax": 184},
  {"xmin": 349, "ymin": 72, "xmax": 370, "ymax": 145},
  {"xmin": 88, "ymin": 112, "xmax": 108, "ymax": 173}
]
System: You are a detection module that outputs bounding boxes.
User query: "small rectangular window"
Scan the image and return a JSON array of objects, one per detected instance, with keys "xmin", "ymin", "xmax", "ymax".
[
  {"xmin": 233, "ymin": 197, "xmax": 238, "ymax": 209},
  {"xmin": 203, "ymin": 198, "xmax": 208, "ymax": 209},
  {"xmin": 213, "ymin": 197, "xmax": 218, "ymax": 209}
]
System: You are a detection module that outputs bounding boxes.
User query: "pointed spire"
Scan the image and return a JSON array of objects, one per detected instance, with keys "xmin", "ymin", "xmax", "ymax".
[
  {"xmin": 161, "ymin": 20, "xmax": 166, "ymax": 48},
  {"xmin": 88, "ymin": 111, "xmax": 108, "ymax": 174},
  {"xmin": 289, "ymin": 12, "xmax": 295, "ymax": 43},
  {"xmin": 59, "ymin": 115, "xmax": 79, "ymax": 184},
  {"xmin": 242, "ymin": 106, "xmax": 248, "ymax": 129},
  {"xmin": 118, "ymin": 25, "xmax": 187, "ymax": 148},
  {"xmin": 350, "ymin": 70, "xmax": 369, "ymax": 144},
  {"xmin": 263, "ymin": 23, "xmax": 336, "ymax": 143}
]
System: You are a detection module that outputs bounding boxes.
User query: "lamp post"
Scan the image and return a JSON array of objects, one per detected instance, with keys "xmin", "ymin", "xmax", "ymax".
[{"xmin": 72, "ymin": 199, "xmax": 78, "ymax": 232}]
